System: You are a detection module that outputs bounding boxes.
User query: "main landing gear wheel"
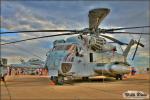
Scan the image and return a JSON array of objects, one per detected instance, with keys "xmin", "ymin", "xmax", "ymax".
[
  {"xmin": 82, "ymin": 77, "xmax": 89, "ymax": 81},
  {"xmin": 50, "ymin": 76, "xmax": 64, "ymax": 85},
  {"xmin": 115, "ymin": 74, "xmax": 123, "ymax": 80},
  {"xmin": 57, "ymin": 76, "xmax": 64, "ymax": 85}
]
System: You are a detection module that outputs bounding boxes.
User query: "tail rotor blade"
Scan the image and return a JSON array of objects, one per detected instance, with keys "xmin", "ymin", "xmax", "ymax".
[
  {"xmin": 132, "ymin": 35, "xmax": 142, "ymax": 60},
  {"xmin": 134, "ymin": 40, "xmax": 144, "ymax": 47}
]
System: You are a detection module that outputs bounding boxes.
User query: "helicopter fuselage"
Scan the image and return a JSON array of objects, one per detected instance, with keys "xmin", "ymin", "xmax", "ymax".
[{"xmin": 45, "ymin": 35, "xmax": 131, "ymax": 84}]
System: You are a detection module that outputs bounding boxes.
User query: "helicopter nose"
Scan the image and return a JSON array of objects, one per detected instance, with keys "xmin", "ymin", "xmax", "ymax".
[{"xmin": 111, "ymin": 65, "xmax": 131, "ymax": 74}]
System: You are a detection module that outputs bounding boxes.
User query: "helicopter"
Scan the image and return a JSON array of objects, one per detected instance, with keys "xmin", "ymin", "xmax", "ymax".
[
  {"xmin": 1, "ymin": 8, "xmax": 149, "ymax": 85},
  {"xmin": 11, "ymin": 58, "xmax": 45, "ymax": 68}
]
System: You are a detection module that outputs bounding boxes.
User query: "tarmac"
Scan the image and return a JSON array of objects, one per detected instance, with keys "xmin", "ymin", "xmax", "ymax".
[{"xmin": 1, "ymin": 73, "xmax": 149, "ymax": 100}]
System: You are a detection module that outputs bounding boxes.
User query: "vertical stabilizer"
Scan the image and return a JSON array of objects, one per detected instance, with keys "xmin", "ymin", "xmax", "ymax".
[{"xmin": 19, "ymin": 58, "xmax": 25, "ymax": 64}]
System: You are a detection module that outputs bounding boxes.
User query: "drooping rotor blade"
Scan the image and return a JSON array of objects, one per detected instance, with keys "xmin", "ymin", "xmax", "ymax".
[
  {"xmin": 100, "ymin": 34, "xmax": 128, "ymax": 45},
  {"xmin": 89, "ymin": 8, "xmax": 110, "ymax": 31},
  {"xmin": 105, "ymin": 26, "xmax": 150, "ymax": 32},
  {"xmin": 132, "ymin": 35, "xmax": 142, "ymax": 60},
  {"xmin": 104, "ymin": 31, "xmax": 150, "ymax": 35},
  {"xmin": 1, "ymin": 32, "xmax": 78, "ymax": 45},
  {"xmin": 0, "ymin": 29, "xmax": 79, "ymax": 34}
]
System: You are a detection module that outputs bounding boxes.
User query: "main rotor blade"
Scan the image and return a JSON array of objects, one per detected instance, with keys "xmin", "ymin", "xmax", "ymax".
[
  {"xmin": 89, "ymin": 8, "xmax": 110, "ymax": 31},
  {"xmin": 106, "ymin": 26, "xmax": 150, "ymax": 32},
  {"xmin": 100, "ymin": 34, "xmax": 128, "ymax": 45},
  {"xmin": 0, "ymin": 30, "xmax": 78, "ymax": 34},
  {"xmin": 1, "ymin": 32, "xmax": 78, "ymax": 45},
  {"xmin": 105, "ymin": 31, "xmax": 150, "ymax": 35},
  {"xmin": 13, "ymin": 44, "xmax": 44, "ymax": 60}
]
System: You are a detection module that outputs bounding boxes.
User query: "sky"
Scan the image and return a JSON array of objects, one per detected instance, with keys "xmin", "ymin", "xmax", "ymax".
[{"xmin": 0, "ymin": 0, "xmax": 150, "ymax": 68}]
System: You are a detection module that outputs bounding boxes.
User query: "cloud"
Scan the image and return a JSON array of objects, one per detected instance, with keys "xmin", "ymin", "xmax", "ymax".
[{"xmin": 1, "ymin": 1, "xmax": 149, "ymax": 67}]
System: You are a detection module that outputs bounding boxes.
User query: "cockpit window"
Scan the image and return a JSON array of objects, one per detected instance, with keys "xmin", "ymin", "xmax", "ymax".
[
  {"xmin": 53, "ymin": 45, "xmax": 64, "ymax": 50},
  {"xmin": 53, "ymin": 44, "xmax": 76, "ymax": 52}
]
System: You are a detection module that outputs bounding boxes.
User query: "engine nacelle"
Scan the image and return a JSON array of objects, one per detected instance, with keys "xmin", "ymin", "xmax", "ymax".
[
  {"xmin": 102, "ymin": 43, "xmax": 116, "ymax": 52},
  {"xmin": 89, "ymin": 37, "xmax": 116, "ymax": 52},
  {"xmin": 89, "ymin": 37, "xmax": 106, "ymax": 51}
]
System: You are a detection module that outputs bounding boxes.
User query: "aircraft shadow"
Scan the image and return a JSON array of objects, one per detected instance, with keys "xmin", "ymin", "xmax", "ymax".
[{"xmin": 64, "ymin": 78, "xmax": 117, "ymax": 85}]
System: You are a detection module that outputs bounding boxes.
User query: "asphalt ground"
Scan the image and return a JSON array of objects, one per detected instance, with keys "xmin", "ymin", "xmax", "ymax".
[{"xmin": 0, "ymin": 74, "xmax": 149, "ymax": 100}]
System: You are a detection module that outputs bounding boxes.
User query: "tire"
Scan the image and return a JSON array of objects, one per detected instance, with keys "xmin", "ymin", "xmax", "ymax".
[
  {"xmin": 82, "ymin": 77, "xmax": 89, "ymax": 81},
  {"xmin": 119, "ymin": 74, "xmax": 123, "ymax": 80},
  {"xmin": 57, "ymin": 76, "xmax": 64, "ymax": 85},
  {"xmin": 115, "ymin": 75, "xmax": 119, "ymax": 80},
  {"xmin": 51, "ymin": 76, "xmax": 58, "ymax": 84},
  {"xmin": 115, "ymin": 74, "xmax": 122, "ymax": 80}
]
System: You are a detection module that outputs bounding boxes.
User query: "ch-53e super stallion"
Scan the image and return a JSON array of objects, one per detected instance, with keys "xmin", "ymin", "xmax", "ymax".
[{"xmin": 1, "ymin": 8, "xmax": 149, "ymax": 85}]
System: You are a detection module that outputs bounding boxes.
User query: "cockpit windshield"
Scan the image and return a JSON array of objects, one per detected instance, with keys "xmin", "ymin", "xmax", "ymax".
[{"xmin": 53, "ymin": 44, "xmax": 77, "ymax": 52}]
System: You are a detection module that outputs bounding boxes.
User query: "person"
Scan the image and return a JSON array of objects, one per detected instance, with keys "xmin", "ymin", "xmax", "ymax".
[
  {"xmin": 7, "ymin": 66, "xmax": 12, "ymax": 76},
  {"xmin": 131, "ymin": 67, "xmax": 136, "ymax": 75},
  {"xmin": 35, "ymin": 69, "xmax": 39, "ymax": 75},
  {"xmin": 39, "ymin": 68, "xmax": 42, "ymax": 75},
  {"xmin": 0, "ymin": 65, "xmax": 7, "ymax": 82},
  {"xmin": 146, "ymin": 68, "xmax": 149, "ymax": 72}
]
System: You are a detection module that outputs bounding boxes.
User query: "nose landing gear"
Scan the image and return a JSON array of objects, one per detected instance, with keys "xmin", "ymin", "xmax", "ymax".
[{"xmin": 50, "ymin": 76, "xmax": 64, "ymax": 85}]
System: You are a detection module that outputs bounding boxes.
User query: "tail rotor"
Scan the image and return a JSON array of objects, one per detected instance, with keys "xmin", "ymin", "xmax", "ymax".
[{"xmin": 132, "ymin": 35, "xmax": 144, "ymax": 60}]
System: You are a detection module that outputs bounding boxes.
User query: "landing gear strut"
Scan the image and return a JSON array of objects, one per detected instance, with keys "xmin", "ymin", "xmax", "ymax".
[{"xmin": 115, "ymin": 74, "xmax": 123, "ymax": 80}]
